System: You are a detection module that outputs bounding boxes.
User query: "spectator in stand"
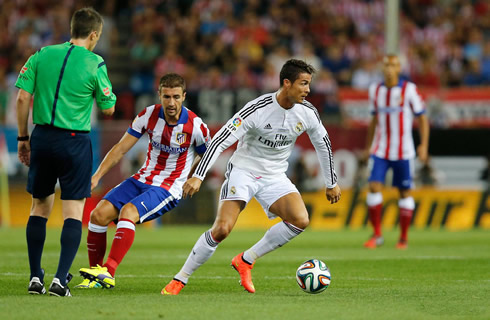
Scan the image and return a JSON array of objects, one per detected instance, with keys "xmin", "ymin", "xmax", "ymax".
[
  {"xmin": 321, "ymin": 44, "xmax": 351, "ymax": 86},
  {"xmin": 463, "ymin": 59, "xmax": 485, "ymax": 86},
  {"xmin": 411, "ymin": 56, "xmax": 441, "ymax": 88},
  {"xmin": 351, "ymin": 59, "xmax": 383, "ymax": 90},
  {"xmin": 480, "ymin": 41, "xmax": 490, "ymax": 83}
]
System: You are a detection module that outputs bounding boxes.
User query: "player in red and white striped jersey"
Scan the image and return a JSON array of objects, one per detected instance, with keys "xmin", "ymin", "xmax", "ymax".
[
  {"xmin": 363, "ymin": 55, "xmax": 430, "ymax": 250},
  {"xmin": 76, "ymin": 73, "xmax": 210, "ymax": 288}
]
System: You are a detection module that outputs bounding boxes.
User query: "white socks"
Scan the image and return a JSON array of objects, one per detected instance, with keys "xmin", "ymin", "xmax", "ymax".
[
  {"xmin": 174, "ymin": 222, "xmax": 304, "ymax": 284},
  {"xmin": 367, "ymin": 192, "xmax": 383, "ymax": 206},
  {"xmin": 398, "ymin": 197, "xmax": 415, "ymax": 210},
  {"xmin": 242, "ymin": 221, "xmax": 303, "ymax": 264},
  {"xmin": 175, "ymin": 230, "xmax": 219, "ymax": 284},
  {"xmin": 88, "ymin": 222, "xmax": 108, "ymax": 233}
]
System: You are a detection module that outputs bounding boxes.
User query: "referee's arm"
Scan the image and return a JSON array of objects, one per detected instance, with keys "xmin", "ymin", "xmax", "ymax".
[
  {"xmin": 16, "ymin": 88, "xmax": 32, "ymax": 166},
  {"xmin": 101, "ymin": 105, "xmax": 115, "ymax": 116}
]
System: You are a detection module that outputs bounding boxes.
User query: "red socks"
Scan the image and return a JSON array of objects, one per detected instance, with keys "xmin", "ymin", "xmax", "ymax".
[
  {"xmin": 399, "ymin": 208, "xmax": 413, "ymax": 242},
  {"xmin": 104, "ymin": 219, "xmax": 136, "ymax": 276},
  {"xmin": 368, "ymin": 204, "xmax": 383, "ymax": 237},
  {"xmin": 87, "ymin": 230, "xmax": 107, "ymax": 267}
]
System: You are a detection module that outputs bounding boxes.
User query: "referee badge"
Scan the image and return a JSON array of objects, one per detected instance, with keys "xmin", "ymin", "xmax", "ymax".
[{"xmin": 176, "ymin": 132, "xmax": 187, "ymax": 145}]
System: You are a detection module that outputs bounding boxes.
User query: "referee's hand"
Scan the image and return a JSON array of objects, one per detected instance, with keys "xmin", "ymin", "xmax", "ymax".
[
  {"xmin": 182, "ymin": 177, "xmax": 203, "ymax": 198},
  {"xmin": 17, "ymin": 141, "xmax": 30, "ymax": 167}
]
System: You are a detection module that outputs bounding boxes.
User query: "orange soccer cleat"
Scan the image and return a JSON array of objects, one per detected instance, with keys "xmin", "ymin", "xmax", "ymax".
[
  {"xmin": 161, "ymin": 279, "xmax": 185, "ymax": 295},
  {"xmin": 364, "ymin": 235, "xmax": 384, "ymax": 249},
  {"xmin": 396, "ymin": 240, "xmax": 408, "ymax": 250},
  {"xmin": 231, "ymin": 253, "xmax": 255, "ymax": 293}
]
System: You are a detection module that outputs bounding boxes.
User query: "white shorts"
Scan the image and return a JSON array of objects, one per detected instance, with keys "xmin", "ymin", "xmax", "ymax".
[{"xmin": 219, "ymin": 163, "xmax": 299, "ymax": 219}]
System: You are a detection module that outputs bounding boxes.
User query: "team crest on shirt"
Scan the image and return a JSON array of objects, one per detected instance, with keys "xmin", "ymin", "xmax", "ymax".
[
  {"xmin": 176, "ymin": 132, "xmax": 187, "ymax": 145},
  {"xmin": 230, "ymin": 186, "xmax": 236, "ymax": 195},
  {"xmin": 295, "ymin": 122, "xmax": 304, "ymax": 133}
]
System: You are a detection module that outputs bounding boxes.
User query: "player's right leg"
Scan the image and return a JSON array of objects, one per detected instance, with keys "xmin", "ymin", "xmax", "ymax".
[
  {"xmin": 26, "ymin": 195, "xmax": 54, "ymax": 295},
  {"xmin": 365, "ymin": 156, "xmax": 388, "ymax": 249},
  {"xmin": 75, "ymin": 200, "xmax": 118, "ymax": 289},
  {"xmin": 162, "ymin": 200, "xmax": 244, "ymax": 295}
]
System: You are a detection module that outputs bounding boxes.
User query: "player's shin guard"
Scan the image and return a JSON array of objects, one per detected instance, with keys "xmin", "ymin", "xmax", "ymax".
[
  {"xmin": 398, "ymin": 197, "xmax": 415, "ymax": 242},
  {"xmin": 176, "ymin": 230, "xmax": 219, "ymax": 284},
  {"xmin": 87, "ymin": 222, "xmax": 108, "ymax": 267},
  {"xmin": 104, "ymin": 219, "xmax": 135, "ymax": 276},
  {"xmin": 367, "ymin": 192, "xmax": 383, "ymax": 237},
  {"xmin": 243, "ymin": 221, "xmax": 304, "ymax": 264}
]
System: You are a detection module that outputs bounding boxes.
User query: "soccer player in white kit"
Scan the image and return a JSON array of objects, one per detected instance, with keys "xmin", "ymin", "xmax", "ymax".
[
  {"xmin": 162, "ymin": 59, "xmax": 341, "ymax": 295},
  {"xmin": 363, "ymin": 55, "xmax": 430, "ymax": 250}
]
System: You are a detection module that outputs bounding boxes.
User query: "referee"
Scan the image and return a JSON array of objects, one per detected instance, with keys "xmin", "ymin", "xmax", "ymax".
[{"xmin": 15, "ymin": 7, "xmax": 116, "ymax": 297}]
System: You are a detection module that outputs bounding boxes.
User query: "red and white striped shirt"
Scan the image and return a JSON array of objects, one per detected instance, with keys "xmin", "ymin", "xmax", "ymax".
[
  {"xmin": 127, "ymin": 104, "xmax": 210, "ymax": 198},
  {"xmin": 368, "ymin": 80, "xmax": 425, "ymax": 160}
]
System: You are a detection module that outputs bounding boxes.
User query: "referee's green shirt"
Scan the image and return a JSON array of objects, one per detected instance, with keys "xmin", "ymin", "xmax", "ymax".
[{"xmin": 15, "ymin": 42, "xmax": 116, "ymax": 131}]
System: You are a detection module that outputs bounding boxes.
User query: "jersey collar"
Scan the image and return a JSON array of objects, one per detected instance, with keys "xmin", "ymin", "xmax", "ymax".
[{"xmin": 159, "ymin": 105, "xmax": 189, "ymax": 125}]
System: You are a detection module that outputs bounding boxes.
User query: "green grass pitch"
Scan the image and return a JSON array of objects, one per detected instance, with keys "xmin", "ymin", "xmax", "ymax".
[{"xmin": 0, "ymin": 226, "xmax": 489, "ymax": 320}]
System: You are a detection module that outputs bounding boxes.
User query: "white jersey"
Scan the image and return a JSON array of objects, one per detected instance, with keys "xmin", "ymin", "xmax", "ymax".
[
  {"xmin": 194, "ymin": 92, "xmax": 337, "ymax": 188},
  {"xmin": 128, "ymin": 104, "xmax": 210, "ymax": 198},
  {"xmin": 368, "ymin": 80, "xmax": 425, "ymax": 160}
]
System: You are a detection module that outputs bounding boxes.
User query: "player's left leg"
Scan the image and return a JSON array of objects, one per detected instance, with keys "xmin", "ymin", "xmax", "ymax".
[
  {"xmin": 243, "ymin": 191, "xmax": 308, "ymax": 266},
  {"xmin": 48, "ymin": 199, "xmax": 85, "ymax": 297},
  {"xmin": 397, "ymin": 189, "xmax": 414, "ymax": 250},
  {"xmin": 393, "ymin": 158, "xmax": 415, "ymax": 249}
]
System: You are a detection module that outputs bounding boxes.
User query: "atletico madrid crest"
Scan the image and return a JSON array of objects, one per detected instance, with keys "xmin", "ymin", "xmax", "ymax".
[{"xmin": 176, "ymin": 132, "xmax": 187, "ymax": 145}]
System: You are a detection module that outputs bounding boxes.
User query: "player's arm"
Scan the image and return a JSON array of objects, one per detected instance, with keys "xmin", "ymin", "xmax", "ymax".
[
  {"xmin": 91, "ymin": 132, "xmax": 139, "ymax": 190},
  {"xmin": 409, "ymin": 83, "xmax": 430, "ymax": 163},
  {"xmin": 16, "ymin": 88, "xmax": 32, "ymax": 167},
  {"xmin": 363, "ymin": 116, "xmax": 378, "ymax": 160},
  {"xmin": 416, "ymin": 113, "xmax": 430, "ymax": 163},
  {"xmin": 305, "ymin": 111, "xmax": 341, "ymax": 204},
  {"xmin": 183, "ymin": 154, "xmax": 203, "ymax": 198}
]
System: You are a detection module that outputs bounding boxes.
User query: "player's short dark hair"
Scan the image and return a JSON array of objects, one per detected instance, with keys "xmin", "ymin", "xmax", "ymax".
[
  {"xmin": 70, "ymin": 7, "xmax": 103, "ymax": 39},
  {"xmin": 279, "ymin": 59, "xmax": 316, "ymax": 87},
  {"xmin": 159, "ymin": 73, "xmax": 186, "ymax": 92}
]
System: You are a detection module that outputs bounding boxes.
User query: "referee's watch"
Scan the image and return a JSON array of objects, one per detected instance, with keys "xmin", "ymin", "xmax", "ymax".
[{"xmin": 17, "ymin": 135, "xmax": 29, "ymax": 141}]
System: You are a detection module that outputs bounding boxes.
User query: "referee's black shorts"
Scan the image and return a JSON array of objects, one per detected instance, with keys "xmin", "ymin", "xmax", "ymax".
[{"xmin": 27, "ymin": 125, "xmax": 92, "ymax": 200}]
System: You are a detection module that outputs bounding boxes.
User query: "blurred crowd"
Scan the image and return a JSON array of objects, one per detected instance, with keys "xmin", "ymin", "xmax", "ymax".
[{"xmin": 1, "ymin": 0, "xmax": 490, "ymax": 124}]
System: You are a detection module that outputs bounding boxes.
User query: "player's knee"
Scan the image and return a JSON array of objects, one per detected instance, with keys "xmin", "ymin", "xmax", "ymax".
[
  {"xmin": 90, "ymin": 208, "xmax": 112, "ymax": 226},
  {"xmin": 291, "ymin": 216, "xmax": 309, "ymax": 230},
  {"xmin": 119, "ymin": 203, "xmax": 140, "ymax": 223},
  {"xmin": 211, "ymin": 222, "xmax": 232, "ymax": 242}
]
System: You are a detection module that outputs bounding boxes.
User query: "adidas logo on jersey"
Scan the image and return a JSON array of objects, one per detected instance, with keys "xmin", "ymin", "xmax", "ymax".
[{"xmin": 264, "ymin": 123, "xmax": 272, "ymax": 129}]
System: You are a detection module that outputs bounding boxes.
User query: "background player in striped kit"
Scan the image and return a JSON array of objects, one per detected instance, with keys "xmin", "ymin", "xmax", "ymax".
[
  {"xmin": 162, "ymin": 59, "xmax": 341, "ymax": 295},
  {"xmin": 363, "ymin": 55, "xmax": 430, "ymax": 250},
  {"xmin": 76, "ymin": 73, "xmax": 210, "ymax": 289}
]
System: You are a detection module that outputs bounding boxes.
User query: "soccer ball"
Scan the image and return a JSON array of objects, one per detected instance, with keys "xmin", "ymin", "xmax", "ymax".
[{"xmin": 296, "ymin": 259, "xmax": 331, "ymax": 294}]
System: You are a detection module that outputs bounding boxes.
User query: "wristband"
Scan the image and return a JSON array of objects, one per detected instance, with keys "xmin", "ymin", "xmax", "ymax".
[{"xmin": 17, "ymin": 135, "xmax": 29, "ymax": 141}]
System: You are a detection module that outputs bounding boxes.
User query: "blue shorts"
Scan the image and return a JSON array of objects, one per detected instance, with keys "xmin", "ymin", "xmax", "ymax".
[
  {"xmin": 367, "ymin": 155, "xmax": 414, "ymax": 190},
  {"xmin": 103, "ymin": 177, "xmax": 180, "ymax": 223},
  {"xmin": 27, "ymin": 125, "xmax": 92, "ymax": 200}
]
